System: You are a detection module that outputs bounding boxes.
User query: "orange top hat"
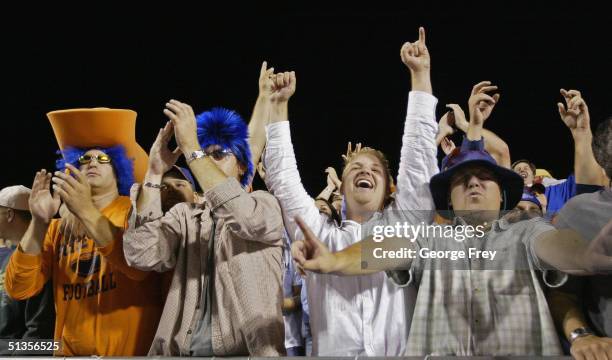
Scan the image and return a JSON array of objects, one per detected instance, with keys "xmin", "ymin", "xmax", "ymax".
[{"xmin": 47, "ymin": 108, "xmax": 148, "ymax": 182}]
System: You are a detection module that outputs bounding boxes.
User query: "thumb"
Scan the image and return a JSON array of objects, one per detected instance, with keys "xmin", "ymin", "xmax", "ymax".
[{"xmin": 557, "ymin": 102, "xmax": 567, "ymax": 118}]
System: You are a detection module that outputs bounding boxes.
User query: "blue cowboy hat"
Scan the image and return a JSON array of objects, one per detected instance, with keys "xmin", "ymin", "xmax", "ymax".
[
  {"xmin": 430, "ymin": 147, "xmax": 524, "ymax": 217},
  {"xmin": 520, "ymin": 189, "xmax": 542, "ymax": 209}
]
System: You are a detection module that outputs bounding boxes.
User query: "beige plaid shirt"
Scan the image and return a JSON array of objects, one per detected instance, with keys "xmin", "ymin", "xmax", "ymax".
[
  {"xmin": 387, "ymin": 216, "xmax": 566, "ymax": 356},
  {"xmin": 123, "ymin": 178, "xmax": 285, "ymax": 356}
]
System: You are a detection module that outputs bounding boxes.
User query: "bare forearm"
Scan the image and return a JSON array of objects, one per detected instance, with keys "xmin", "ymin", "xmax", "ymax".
[
  {"xmin": 574, "ymin": 135, "xmax": 604, "ymax": 185},
  {"xmin": 410, "ymin": 70, "xmax": 432, "ymax": 94},
  {"xmin": 270, "ymin": 101, "xmax": 288, "ymax": 123},
  {"xmin": 78, "ymin": 207, "xmax": 120, "ymax": 248},
  {"xmin": 19, "ymin": 218, "xmax": 50, "ymax": 255},
  {"xmin": 248, "ymin": 94, "xmax": 272, "ymax": 166},
  {"xmin": 181, "ymin": 144, "xmax": 229, "ymax": 191},
  {"xmin": 136, "ymin": 173, "xmax": 163, "ymax": 214},
  {"xmin": 535, "ymin": 229, "xmax": 592, "ymax": 275},
  {"xmin": 467, "ymin": 123, "xmax": 483, "ymax": 141},
  {"xmin": 331, "ymin": 241, "xmax": 377, "ymax": 275},
  {"xmin": 316, "ymin": 185, "xmax": 335, "ymax": 201},
  {"xmin": 482, "ymin": 129, "xmax": 511, "ymax": 168},
  {"xmin": 331, "ymin": 236, "xmax": 415, "ymax": 275},
  {"xmin": 548, "ymin": 289, "xmax": 589, "ymax": 341}
]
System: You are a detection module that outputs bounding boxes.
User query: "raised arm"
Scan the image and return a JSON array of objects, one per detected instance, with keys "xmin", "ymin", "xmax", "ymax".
[
  {"xmin": 18, "ymin": 170, "xmax": 59, "ymax": 256},
  {"xmin": 136, "ymin": 121, "xmax": 181, "ymax": 213},
  {"xmin": 263, "ymin": 71, "xmax": 332, "ymax": 243},
  {"xmin": 51, "ymin": 164, "xmax": 150, "ymax": 281},
  {"xmin": 394, "ymin": 27, "xmax": 439, "ymax": 213},
  {"xmin": 164, "ymin": 99, "xmax": 229, "ymax": 191},
  {"xmin": 452, "ymin": 81, "xmax": 511, "ymax": 168},
  {"xmin": 5, "ymin": 170, "xmax": 58, "ymax": 300},
  {"xmin": 534, "ymin": 221, "xmax": 612, "ymax": 275},
  {"xmin": 249, "ymin": 61, "xmax": 276, "ymax": 167},
  {"xmin": 315, "ymin": 167, "xmax": 341, "ymax": 201},
  {"xmin": 558, "ymin": 89, "xmax": 604, "ymax": 185},
  {"xmin": 122, "ymin": 121, "xmax": 184, "ymax": 272},
  {"xmin": 123, "ymin": 192, "xmax": 184, "ymax": 273}
]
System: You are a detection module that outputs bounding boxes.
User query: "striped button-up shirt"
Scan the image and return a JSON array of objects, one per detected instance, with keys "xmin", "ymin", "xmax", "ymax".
[{"xmin": 263, "ymin": 91, "xmax": 439, "ymax": 356}]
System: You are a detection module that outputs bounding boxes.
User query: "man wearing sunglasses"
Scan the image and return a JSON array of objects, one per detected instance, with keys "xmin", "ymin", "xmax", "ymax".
[
  {"xmin": 123, "ymin": 104, "xmax": 285, "ymax": 356},
  {"xmin": 4, "ymin": 109, "xmax": 163, "ymax": 356}
]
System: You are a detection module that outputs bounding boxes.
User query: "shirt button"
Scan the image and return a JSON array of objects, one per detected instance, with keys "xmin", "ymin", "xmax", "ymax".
[
  {"xmin": 187, "ymin": 330, "xmax": 192, "ymax": 334},
  {"xmin": 475, "ymin": 319, "xmax": 479, "ymax": 323},
  {"xmin": 474, "ymin": 288, "xmax": 479, "ymax": 292}
]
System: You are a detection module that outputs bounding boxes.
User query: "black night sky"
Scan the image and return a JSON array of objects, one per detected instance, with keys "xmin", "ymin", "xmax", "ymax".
[{"xmin": 2, "ymin": 3, "xmax": 611, "ymax": 194}]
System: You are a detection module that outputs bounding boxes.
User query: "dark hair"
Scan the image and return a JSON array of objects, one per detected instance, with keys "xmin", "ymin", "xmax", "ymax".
[
  {"xmin": 592, "ymin": 117, "xmax": 612, "ymax": 179},
  {"xmin": 315, "ymin": 197, "xmax": 342, "ymax": 225},
  {"xmin": 511, "ymin": 159, "xmax": 536, "ymax": 175}
]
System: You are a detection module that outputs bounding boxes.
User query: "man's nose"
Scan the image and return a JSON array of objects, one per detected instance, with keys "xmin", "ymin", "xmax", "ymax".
[
  {"xmin": 467, "ymin": 176, "xmax": 481, "ymax": 188},
  {"xmin": 358, "ymin": 169, "xmax": 371, "ymax": 177}
]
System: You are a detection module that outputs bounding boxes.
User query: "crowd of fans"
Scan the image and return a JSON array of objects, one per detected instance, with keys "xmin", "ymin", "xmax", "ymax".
[{"xmin": 0, "ymin": 27, "xmax": 611, "ymax": 359}]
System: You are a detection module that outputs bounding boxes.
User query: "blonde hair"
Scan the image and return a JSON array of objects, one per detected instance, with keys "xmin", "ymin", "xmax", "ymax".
[{"xmin": 341, "ymin": 142, "xmax": 395, "ymax": 206}]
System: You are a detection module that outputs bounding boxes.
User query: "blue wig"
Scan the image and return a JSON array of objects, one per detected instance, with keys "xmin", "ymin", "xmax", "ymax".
[
  {"xmin": 196, "ymin": 107, "xmax": 253, "ymax": 187},
  {"xmin": 56, "ymin": 145, "xmax": 135, "ymax": 196}
]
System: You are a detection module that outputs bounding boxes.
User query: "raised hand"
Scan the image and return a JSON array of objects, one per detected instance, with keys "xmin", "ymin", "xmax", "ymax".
[
  {"xmin": 270, "ymin": 71, "xmax": 296, "ymax": 103},
  {"xmin": 325, "ymin": 167, "xmax": 342, "ymax": 190},
  {"xmin": 342, "ymin": 142, "xmax": 362, "ymax": 162},
  {"xmin": 468, "ymin": 81, "xmax": 500, "ymax": 126},
  {"xmin": 558, "ymin": 89, "xmax": 591, "ymax": 140},
  {"xmin": 446, "ymin": 104, "xmax": 469, "ymax": 133},
  {"xmin": 164, "ymin": 99, "xmax": 199, "ymax": 154},
  {"xmin": 291, "ymin": 216, "xmax": 336, "ymax": 275},
  {"xmin": 148, "ymin": 121, "xmax": 181, "ymax": 176},
  {"xmin": 52, "ymin": 164, "xmax": 96, "ymax": 217},
  {"xmin": 436, "ymin": 111, "xmax": 456, "ymax": 145},
  {"xmin": 259, "ymin": 61, "xmax": 276, "ymax": 98},
  {"xmin": 441, "ymin": 137, "xmax": 456, "ymax": 155},
  {"xmin": 400, "ymin": 27, "xmax": 430, "ymax": 73},
  {"xmin": 29, "ymin": 170, "xmax": 61, "ymax": 223}
]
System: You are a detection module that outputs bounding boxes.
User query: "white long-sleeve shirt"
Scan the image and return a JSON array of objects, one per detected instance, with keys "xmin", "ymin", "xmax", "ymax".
[{"xmin": 263, "ymin": 91, "xmax": 439, "ymax": 356}]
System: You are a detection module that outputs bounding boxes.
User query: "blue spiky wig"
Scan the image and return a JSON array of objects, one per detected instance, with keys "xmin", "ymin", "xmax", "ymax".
[
  {"xmin": 56, "ymin": 145, "xmax": 135, "ymax": 196},
  {"xmin": 196, "ymin": 107, "xmax": 253, "ymax": 187}
]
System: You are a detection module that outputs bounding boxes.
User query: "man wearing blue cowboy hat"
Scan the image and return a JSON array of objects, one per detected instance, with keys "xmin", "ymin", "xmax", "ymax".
[{"xmin": 290, "ymin": 93, "xmax": 612, "ymax": 356}]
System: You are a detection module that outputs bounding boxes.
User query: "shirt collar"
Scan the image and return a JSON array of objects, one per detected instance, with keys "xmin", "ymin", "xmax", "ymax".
[{"xmin": 451, "ymin": 216, "xmax": 510, "ymax": 232}]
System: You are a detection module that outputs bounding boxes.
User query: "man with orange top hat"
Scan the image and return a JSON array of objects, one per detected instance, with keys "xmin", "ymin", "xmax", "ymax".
[{"xmin": 4, "ymin": 108, "xmax": 163, "ymax": 356}]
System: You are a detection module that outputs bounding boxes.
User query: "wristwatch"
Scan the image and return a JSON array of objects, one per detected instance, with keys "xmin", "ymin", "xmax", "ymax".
[
  {"xmin": 186, "ymin": 150, "xmax": 206, "ymax": 163},
  {"xmin": 569, "ymin": 326, "xmax": 594, "ymax": 343}
]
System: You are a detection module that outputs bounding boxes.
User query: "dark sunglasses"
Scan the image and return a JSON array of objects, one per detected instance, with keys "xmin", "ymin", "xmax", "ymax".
[{"xmin": 78, "ymin": 154, "xmax": 112, "ymax": 165}]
